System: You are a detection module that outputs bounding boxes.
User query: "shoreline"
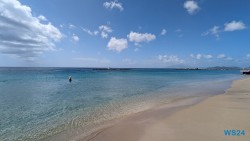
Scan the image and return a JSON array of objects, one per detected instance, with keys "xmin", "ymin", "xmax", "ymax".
[
  {"xmin": 81, "ymin": 95, "xmax": 209, "ymax": 141},
  {"xmin": 66, "ymin": 76, "xmax": 239, "ymax": 141},
  {"xmin": 80, "ymin": 77, "xmax": 250, "ymax": 141}
]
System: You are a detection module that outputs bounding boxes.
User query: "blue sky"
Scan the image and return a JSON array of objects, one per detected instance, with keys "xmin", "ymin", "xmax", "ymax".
[{"xmin": 0, "ymin": 0, "xmax": 250, "ymax": 68}]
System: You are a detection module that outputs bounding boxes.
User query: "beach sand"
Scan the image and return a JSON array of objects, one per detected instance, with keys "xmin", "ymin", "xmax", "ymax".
[{"xmin": 82, "ymin": 77, "xmax": 250, "ymax": 141}]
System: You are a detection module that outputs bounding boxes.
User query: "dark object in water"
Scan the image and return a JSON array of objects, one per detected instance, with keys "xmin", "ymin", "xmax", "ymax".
[
  {"xmin": 242, "ymin": 70, "xmax": 250, "ymax": 75},
  {"xmin": 69, "ymin": 76, "xmax": 72, "ymax": 82}
]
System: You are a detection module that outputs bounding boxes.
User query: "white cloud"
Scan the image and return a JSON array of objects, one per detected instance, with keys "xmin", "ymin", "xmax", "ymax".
[
  {"xmin": 184, "ymin": 1, "xmax": 200, "ymax": 15},
  {"xmin": 216, "ymin": 54, "xmax": 233, "ymax": 60},
  {"xmin": 93, "ymin": 31, "xmax": 99, "ymax": 35},
  {"xmin": 0, "ymin": 0, "xmax": 62, "ymax": 59},
  {"xmin": 161, "ymin": 29, "xmax": 167, "ymax": 35},
  {"xmin": 72, "ymin": 34, "xmax": 79, "ymax": 42},
  {"xmin": 196, "ymin": 54, "xmax": 202, "ymax": 59},
  {"xmin": 203, "ymin": 21, "xmax": 246, "ymax": 40},
  {"xmin": 99, "ymin": 25, "xmax": 112, "ymax": 39},
  {"xmin": 217, "ymin": 54, "xmax": 226, "ymax": 59},
  {"xmin": 81, "ymin": 27, "xmax": 99, "ymax": 36},
  {"xmin": 203, "ymin": 54, "xmax": 213, "ymax": 59},
  {"xmin": 247, "ymin": 54, "xmax": 250, "ymax": 59},
  {"xmin": 69, "ymin": 24, "xmax": 76, "ymax": 29},
  {"xmin": 127, "ymin": 31, "xmax": 156, "ymax": 43},
  {"xmin": 190, "ymin": 54, "xmax": 213, "ymax": 59},
  {"xmin": 38, "ymin": 15, "xmax": 47, "ymax": 21},
  {"xmin": 224, "ymin": 21, "xmax": 246, "ymax": 32},
  {"xmin": 158, "ymin": 55, "xmax": 184, "ymax": 64},
  {"xmin": 202, "ymin": 26, "xmax": 220, "ymax": 39},
  {"xmin": 101, "ymin": 32, "xmax": 108, "ymax": 39},
  {"xmin": 99, "ymin": 25, "xmax": 112, "ymax": 33},
  {"xmin": 103, "ymin": 0, "xmax": 124, "ymax": 11},
  {"xmin": 107, "ymin": 37, "xmax": 128, "ymax": 52}
]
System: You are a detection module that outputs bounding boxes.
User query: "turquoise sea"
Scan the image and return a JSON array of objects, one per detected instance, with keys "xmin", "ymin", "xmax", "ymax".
[{"xmin": 0, "ymin": 68, "xmax": 241, "ymax": 141}]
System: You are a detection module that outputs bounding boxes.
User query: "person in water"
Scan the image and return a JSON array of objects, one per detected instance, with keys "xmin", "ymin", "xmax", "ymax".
[{"xmin": 69, "ymin": 75, "xmax": 72, "ymax": 83}]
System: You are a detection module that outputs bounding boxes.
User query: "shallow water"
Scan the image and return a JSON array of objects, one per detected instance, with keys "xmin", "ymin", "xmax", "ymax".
[{"xmin": 0, "ymin": 68, "xmax": 241, "ymax": 141}]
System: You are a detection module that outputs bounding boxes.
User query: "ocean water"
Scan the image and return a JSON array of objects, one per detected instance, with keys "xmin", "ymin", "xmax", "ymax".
[{"xmin": 0, "ymin": 68, "xmax": 241, "ymax": 141}]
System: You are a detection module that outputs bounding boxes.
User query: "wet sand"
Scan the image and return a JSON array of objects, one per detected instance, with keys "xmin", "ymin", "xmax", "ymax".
[{"xmin": 82, "ymin": 77, "xmax": 250, "ymax": 141}]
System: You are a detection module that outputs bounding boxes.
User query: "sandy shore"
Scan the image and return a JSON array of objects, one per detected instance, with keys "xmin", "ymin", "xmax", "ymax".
[{"xmin": 82, "ymin": 77, "xmax": 250, "ymax": 141}]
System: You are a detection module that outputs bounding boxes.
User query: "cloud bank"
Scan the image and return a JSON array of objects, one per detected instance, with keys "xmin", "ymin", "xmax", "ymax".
[
  {"xmin": 190, "ymin": 54, "xmax": 213, "ymax": 59},
  {"xmin": 158, "ymin": 55, "xmax": 184, "ymax": 64},
  {"xmin": 0, "ymin": 0, "xmax": 62, "ymax": 60}
]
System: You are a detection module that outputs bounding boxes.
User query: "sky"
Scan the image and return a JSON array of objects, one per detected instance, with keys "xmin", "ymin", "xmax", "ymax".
[{"xmin": 0, "ymin": 0, "xmax": 250, "ymax": 68}]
